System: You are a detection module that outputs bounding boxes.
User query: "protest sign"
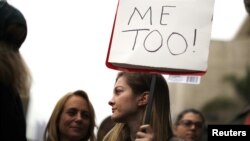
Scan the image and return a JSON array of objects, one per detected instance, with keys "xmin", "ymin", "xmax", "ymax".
[{"xmin": 106, "ymin": 0, "xmax": 215, "ymax": 75}]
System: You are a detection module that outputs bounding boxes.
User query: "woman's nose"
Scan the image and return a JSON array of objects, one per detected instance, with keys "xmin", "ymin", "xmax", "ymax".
[
  {"xmin": 75, "ymin": 112, "xmax": 82, "ymax": 121},
  {"xmin": 108, "ymin": 97, "xmax": 114, "ymax": 106},
  {"xmin": 108, "ymin": 100, "xmax": 113, "ymax": 106}
]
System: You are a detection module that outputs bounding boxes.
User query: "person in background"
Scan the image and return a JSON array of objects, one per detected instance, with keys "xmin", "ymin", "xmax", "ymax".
[
  {"xmin": 103, "ymin": 71, "xmax": 173, "ymax": 141},
  {"xmin": 173, "ymin": 109, "xmax": 206, "ymax": 141},
  {"xmin": 0, "ymin": 1, "xmax": 31, "ymax": 140},
  {"xmin": 97, "ymin": 115, "xmax": 115, "ymax": 141},
  {"xmin": 43, "ymin": 90, "xmax": 96, "ymax": 141}
]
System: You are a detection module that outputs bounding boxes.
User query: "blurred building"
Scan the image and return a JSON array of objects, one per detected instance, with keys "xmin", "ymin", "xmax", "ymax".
[{"xmin": 170, "ymin": 16, "xmax": 250, "ymax": 123}]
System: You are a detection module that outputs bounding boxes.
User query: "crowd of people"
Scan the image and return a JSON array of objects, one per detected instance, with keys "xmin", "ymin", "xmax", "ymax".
[
  {"xmin": 1, "ymin": 0, "xmax": 249, "ymax": 141},
  {"xmin": 42, "ymin": 72, "xmax": 207, "ymax": 141}
]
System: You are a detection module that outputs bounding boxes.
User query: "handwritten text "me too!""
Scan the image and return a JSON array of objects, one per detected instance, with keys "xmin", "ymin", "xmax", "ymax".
[{"xmin": 121, "ymin": 5, "xmax": 200, "ymax": 56}]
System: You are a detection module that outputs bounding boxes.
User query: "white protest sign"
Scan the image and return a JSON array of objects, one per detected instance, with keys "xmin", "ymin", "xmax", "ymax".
[{"xmin": 106, "ymin": 0, "xmax": 215, "ymax": 74}]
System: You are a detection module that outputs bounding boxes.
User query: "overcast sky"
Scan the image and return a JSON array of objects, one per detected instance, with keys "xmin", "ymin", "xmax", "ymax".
[{"xmin": 7, "ymin": 0, "xmax": 248, "ymax": 140}]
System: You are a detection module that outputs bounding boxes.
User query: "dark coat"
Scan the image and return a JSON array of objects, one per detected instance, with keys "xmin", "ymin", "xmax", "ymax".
[{"xmin": 0, "ymin": 86, "xmax": 27, "ymax": 141}]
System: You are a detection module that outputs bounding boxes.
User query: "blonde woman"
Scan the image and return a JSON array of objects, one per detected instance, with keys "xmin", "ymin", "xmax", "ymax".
[{"xmin": 44, "ymin": 90, "xmax": 96, "ymax": 141}]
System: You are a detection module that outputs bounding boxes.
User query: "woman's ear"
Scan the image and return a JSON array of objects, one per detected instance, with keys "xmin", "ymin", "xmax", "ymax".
[{"xmin": 137, "ymin": 91, "xmax": 149, "ymax": 106}]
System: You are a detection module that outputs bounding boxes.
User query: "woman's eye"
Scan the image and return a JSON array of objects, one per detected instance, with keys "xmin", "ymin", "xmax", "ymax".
[
  {"xmin": 82, "ymin": 112, "xmax": 90, "ymax": 119},
  {"xmin": 67, "ymin": 110, "xmax": 76, "ymax": 116},
  {"xmin": 114, "ymin": 88, "xmax": 123, "ymax": 95}
]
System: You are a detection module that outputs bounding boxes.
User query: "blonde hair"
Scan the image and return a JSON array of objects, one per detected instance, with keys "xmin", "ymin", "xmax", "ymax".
[
  {"xmin": 97, "ymin": 115, "xmax": 115, "ymax": 141},
  {"xmin": 43, "ymin": 90, "xmax": 96, "ymax": 141},
  {"xmin": 0, "ymin": 42, "xmax": 31, "ymax": 96},
  {"xmin": 104, "ymin": 72, "xmax": 173, "ymax": 141}
]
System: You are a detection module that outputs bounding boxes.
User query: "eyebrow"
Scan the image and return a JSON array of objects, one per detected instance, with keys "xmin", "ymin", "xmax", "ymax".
[
  {"xmin": 181, "ymin": 119, "xmax": 202, "ymax": 122},
  {"xmin": 66, "ymin": 107, "xmax": 89, "ymax": 112}
]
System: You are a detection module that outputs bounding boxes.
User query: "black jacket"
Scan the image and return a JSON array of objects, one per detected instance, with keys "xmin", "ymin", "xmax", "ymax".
[{"xmin": 0, "ymin": 86, "xmax": 27, "ymax": 141}]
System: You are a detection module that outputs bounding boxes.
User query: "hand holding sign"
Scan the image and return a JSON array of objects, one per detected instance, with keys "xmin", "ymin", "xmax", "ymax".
[{"xmin": 106, "ymin": 0, "xmax": 215, "ymax": 75}]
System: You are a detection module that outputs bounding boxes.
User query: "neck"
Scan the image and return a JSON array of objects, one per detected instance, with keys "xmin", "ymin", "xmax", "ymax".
[{"xmin": 126, "ymin": 109, "xmax": 145, "ymax": 141}]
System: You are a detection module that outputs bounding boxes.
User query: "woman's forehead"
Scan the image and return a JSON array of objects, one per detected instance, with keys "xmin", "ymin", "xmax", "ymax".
[
  {"xmin": 115, "ymin": 76, "xmax": 128, "ymax": 86},
  {"xmin": 182, "ymin": 112, "xmax": 202, "ymax": 121},
  {"xmin": 64, "ymin": 95, "xmax": 89, "ymax": 110}
]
